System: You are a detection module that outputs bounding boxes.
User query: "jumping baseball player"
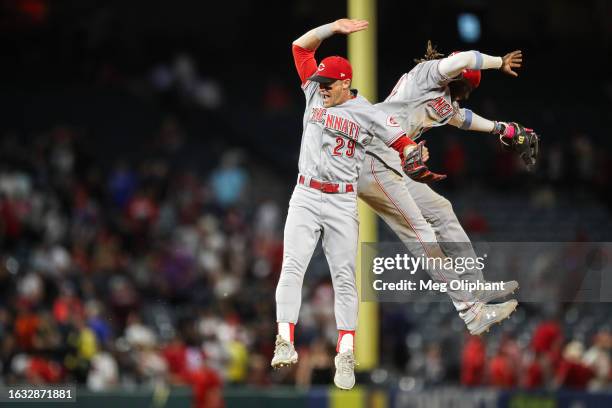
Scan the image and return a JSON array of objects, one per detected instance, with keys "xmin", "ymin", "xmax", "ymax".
[
  {"xmin": 273, "ymin": 19, "xmax": 422, "ymax": 390},
  {"xmin": 359, "ymin": 41, "xmax": 539, "ymax": 335}
]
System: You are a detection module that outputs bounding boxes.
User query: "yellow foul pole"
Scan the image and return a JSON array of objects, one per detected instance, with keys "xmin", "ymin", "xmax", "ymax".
[{"xmin": 348, "ymin": 0, "xmax": 378, "ymax": 371}]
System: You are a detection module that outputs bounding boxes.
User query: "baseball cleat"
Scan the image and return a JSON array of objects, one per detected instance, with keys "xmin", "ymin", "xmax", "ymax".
[
  {"xmin": 475, "ymin": 280, "xmax": 519, "ymax": 304},
  {"xmin": 271, "ymin": 335, "xmax": 298, "ymax": 369},
  {"xmin": 334, "ymin": 350, "xmax": 357, "ymax": 390},
  {"xmin": 467, "ymin": 299, "xmax": 518, "ymax": 336}
]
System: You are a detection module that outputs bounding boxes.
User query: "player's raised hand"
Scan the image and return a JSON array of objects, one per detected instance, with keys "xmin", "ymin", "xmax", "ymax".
[
  {"xmin": 332, "ymin": 19, "xmax": 369, "ymax": 35},
  {"xmin": 501, "ymin": 50, "xmax": 522, "ymax": 77}
]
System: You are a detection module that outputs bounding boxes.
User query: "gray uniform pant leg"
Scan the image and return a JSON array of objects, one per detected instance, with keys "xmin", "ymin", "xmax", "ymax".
[
  {"xmin": 404, "ymin": 176, "xmax": 484, "ymax": 284},
  {"xmin": 321, "ymin": 191, "xmax": 360, "ymax": 331},
  {"xmin": 276, "ymin": 184, "xmax": 361, "ymax": 330},
  {"xmin": 276, "ymin": 185, "xmax": 322, "ymax": 324},
  {"xmin": 358, "ymin": 156, "xmax": 480, "ymax": 319}
]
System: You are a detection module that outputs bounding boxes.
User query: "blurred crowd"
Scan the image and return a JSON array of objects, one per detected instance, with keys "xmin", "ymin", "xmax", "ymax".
[
  {"xmin": 437, "ymin": 130, "xmax": 611, "ymax": 198},
  {"xmin": 0, "ymin": 122, "xmax": 287, "ymax": 407},
  {"xmin": 461, "ymin": 322, "xmax": 612, "ymax": 391},
  {"xmin": 1, "ymin": 118, "xmax": 612, "ymax": 407}
]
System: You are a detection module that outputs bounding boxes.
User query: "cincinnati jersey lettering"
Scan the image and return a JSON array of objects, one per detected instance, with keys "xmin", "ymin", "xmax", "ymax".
[
  {"xmin": 427, "ymin": 96, "xmax": 453, "ymax": 118},
  {"xmin": 309, "ymin": 107, "xmax": 361, "ymax": 140}
]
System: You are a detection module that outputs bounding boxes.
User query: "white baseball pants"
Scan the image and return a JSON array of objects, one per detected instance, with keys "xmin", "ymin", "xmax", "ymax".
[
  {"xmin": 358, "ymin": 155, "xmax": 484, "ymax": 319},
  {"xmin": 275, "ymin": 182, "xmax": 359, "ymax": 331}
]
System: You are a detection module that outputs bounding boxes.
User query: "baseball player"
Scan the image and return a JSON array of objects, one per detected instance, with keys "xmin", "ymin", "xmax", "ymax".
[
  {"xmin": 273, "ymin": 19, "xmax": 421, "ymax": 390},
  {"xmin": 359, "ymin": 42, "xmax": 538, "ymax": 335}
]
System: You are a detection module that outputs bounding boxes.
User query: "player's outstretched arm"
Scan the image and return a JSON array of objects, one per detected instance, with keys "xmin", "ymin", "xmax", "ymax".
[
  {"xmin": 449, "ymin": 108, "xmax": 497, "ymax": 133},
  {"xmin": 438, "ymin": 50, "xmax": 522, "ymax": 78},
  {"xmin": 449, "ymin": 107, "xmax": 528, "ymax": 138},
  {"xmin": 292, "ymin": 19, "xmax": 368, "ymax": 84},
  {"xmin": 449, "ymin": 108, "xmax": 539, "ymax": 170},
  {"xmin": 293, "ymin": 19, "xmax": 368, "ymax": 51},
  {"xmin": 449, "ymin": 108, "xmax": 530, "ymax": 138}
]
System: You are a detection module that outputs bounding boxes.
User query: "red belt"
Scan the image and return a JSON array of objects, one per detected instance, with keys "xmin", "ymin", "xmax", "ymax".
[{"xmin": 298, "ymin": 175, "xmax": 354, "ymax": 194}]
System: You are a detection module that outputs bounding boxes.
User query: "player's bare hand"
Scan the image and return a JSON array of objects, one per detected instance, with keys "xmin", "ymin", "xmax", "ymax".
[
  {"xmin": 422, "ymin": 145, "xmax": 430, "ymax": 162},
  {"xmin": 501, "ymin": 50, "xmax": 522, "ymax": 77},
  {"xmin": 332, "ymin": 19, "xmax": 369, "ymax": 35}
]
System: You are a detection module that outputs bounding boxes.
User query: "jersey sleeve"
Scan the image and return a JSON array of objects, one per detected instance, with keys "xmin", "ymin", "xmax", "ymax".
[
  {"xmin": 292, "ymin": 45, "xmax": 318, "ymax": 85},
  {"xmin": 413, "ymin": 60, "xmax": 453, "ymax": 90},
  {"xmin": 449, "ymin": 104, "xmax": 496, "ymax": 133},
  {"xmin": 369, "ymin": 106, "xmax": 406, "ymax": 147},
  {"xmin": 292, "ymin": 44, "xmax": 319, "ymax": 98},
  {"xmin": 448, "ymin": 102, "xmax": 470, "ymax": 129}
]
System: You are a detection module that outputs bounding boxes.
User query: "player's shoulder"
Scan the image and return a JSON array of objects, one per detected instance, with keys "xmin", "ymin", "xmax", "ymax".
[
  {"xmin": 302, "ymin": 79, "xmax": 318, "ymax": 92},
  {"xmin": 342, "ymin": 93, "xmax": 374, "ymax": 111},
  {"xmin": 353, "ymin": 93, "xmax": 373, "ymax": 106},
  {"xmin": 411, "ymin": 59, "xmax": 442, "ymax": 74},
  {"xmin": 341, "ymin": 95, "xmax": 388, "ymax": 126},
  {"xmin": 301, "ymin": 80, "xmax": 321, "ymax": 101}
]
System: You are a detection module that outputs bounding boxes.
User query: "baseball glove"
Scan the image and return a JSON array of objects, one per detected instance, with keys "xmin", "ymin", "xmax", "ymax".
[
  {"xmin": 402, "ymin": 141, "xmax": 447, "ymax": 183},
  {"xmin": 499, "ymin": 122, "xmax": 539, "ymax": 171}
]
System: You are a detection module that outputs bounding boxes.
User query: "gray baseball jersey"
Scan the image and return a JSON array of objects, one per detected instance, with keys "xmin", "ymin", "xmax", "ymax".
[
  {"xmin": 356, "ymin": 59, "xmax": 488, "ymax": 324},
  {"xmin": 276, "ymin": 78, "xmax": 404, "ymax": 333},
  {"xmin": 367, "ymin": 60, "xmax": 456, "ymax": 174},
  {"xmin": 298, "ymin": 80, "xmax": 405, "ymax": 183}
]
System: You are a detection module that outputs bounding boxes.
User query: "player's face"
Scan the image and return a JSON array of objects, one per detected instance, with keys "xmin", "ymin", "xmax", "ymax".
[
  {"xmin": 319, "ymin": 79, "xmax": 351, "ymax": 108},
  {"xmin": 449, "ymin": 79, "xmax": 473, "ymax": 102}
]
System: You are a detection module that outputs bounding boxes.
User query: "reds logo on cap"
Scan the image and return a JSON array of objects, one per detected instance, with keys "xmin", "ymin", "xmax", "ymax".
[{"xmin": 308, "ymin": 56, "xmax": 353, "ymax": 84}]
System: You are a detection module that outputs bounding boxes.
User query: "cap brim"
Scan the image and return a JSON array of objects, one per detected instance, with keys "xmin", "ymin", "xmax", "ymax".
[{"xmin": 306, "ymin": 75, "xmax": 336, "ymax": 84}]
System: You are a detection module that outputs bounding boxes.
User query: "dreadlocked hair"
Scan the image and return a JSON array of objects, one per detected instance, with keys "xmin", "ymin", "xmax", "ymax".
[{"xmin": 414, "ymin": 40, "xmax": 445, "ymax": 63}]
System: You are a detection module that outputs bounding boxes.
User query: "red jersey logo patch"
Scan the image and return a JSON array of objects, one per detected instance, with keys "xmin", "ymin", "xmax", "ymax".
[{"xmin": 386, "ymin": 116, "xmax": 400, "ymax": 127}]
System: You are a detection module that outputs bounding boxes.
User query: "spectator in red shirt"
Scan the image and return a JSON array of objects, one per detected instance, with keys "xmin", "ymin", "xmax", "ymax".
[
  {"xmin": 14, "ymin": 303, "xmax": 40, "ymax": 351},
  {"xmin": 161, "ymin": 333, "xmax": 223, "ymax": 408},
  {"xmin": 52, "ymin": 282, "xmax": 84, "ymax": 325},
  {"xmin": 0, "ymin": 194, "xmax": 22, "ymax": 241},
  {"xmin": 163, "ymin": 334, "xmax": 189, "ymax": 381},
  {"xmin": 461, "ymin": 335, "xmax": 486, "ymax": 386},
  {"xmin": 27, "ymin": 356, "xmax": 63, "ymax": 383},
  {"xmin": 555, "ymin": 341, "xmax": 594, "ymax": 390},
  {"xmin": 525, "ymin": 349, "xmax": 556, "ymax": 389},
  {"xmin": 488, "ymin": 352, "xmax": 515, "ymax": 388},
  {"xmin": 187, "ymin": 367, "xmax": 223, "ymax": 408},
  {"xmin": 532, "ymin": 320, "xmax": 563, "ymax": 355}
]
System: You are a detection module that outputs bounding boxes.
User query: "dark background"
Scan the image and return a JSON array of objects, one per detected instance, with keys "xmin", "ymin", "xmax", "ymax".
[{"xmin": 1, "ymin": 0, "xmax": 611, "ymax": 191}]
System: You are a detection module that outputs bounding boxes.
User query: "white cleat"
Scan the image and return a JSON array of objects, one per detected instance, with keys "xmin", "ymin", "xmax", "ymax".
[
  {"xmin": 467, "ymin": 299, "xmax": 518, "ymax": 336},
  {"xmin": 334, "ymin": 350, "xmax": 356, "ymax": 390},
  {"xmin": 271, "ymin": 335, "xmax": 298, "ymax": 368}
]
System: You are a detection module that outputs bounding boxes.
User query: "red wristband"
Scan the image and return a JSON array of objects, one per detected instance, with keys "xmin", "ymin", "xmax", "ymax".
[{"xmin": 390, "ymin": 135, "xmax": 414, "ymax": 157}]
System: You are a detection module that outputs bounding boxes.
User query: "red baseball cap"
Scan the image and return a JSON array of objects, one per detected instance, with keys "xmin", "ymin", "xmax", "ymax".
[
  {"xmin": 307, "ymin": 56, "xmax": 353, "ymax": 84},
  {"xmin": 463, "ymin": 69, "xmax": 481, "ymax": 88}
]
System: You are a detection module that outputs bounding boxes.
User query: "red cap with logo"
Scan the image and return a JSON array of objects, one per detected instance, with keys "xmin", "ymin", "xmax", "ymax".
[{"xmin": 307, "ymin": 56, "xmax": 353, "ymax": 84}]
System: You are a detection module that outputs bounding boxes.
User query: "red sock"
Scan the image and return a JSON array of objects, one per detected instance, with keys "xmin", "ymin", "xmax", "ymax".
[
  {"xmin": 278, "ymin": 322, "xmax": 295, "ymax": 342},
  {"xmin": 336, "ymin": 330, "xmax": 355, "ymax": 353}
]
